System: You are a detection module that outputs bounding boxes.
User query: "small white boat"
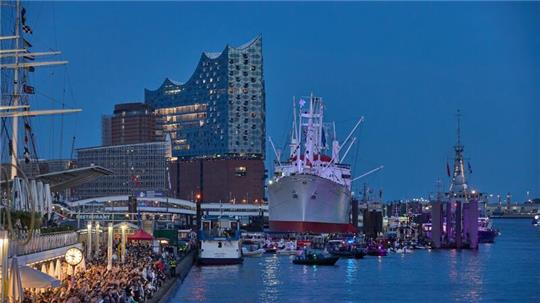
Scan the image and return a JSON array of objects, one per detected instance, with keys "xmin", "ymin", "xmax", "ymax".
[
  {"xmin": 242, "ymin": 247, "xmax": 265, "ymax": 257},
  {"xmin": 276, "ymin": 248, "xmax": 298, "ymax": 255},
  {"xmin": 276, "ymin": 241, "xmax": 297, "ymax": 255}
]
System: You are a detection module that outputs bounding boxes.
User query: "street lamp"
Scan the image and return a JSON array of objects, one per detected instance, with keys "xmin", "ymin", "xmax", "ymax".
[
  {"xmin": 0, "ymin": 230, "xmax": 9, "ymax": 302},
  {"xmin": 107, "ymin": 223, "xmax": 113, "ymax": 270},
  {"xmin": 95, "ymin": 222, "xmax": 101, "ymax": 257},
  {"xmin": 87, "ymin": 222, "xmax": 92, "ymax": 261},
  {"xmin": 120, "ymin": 223, "xmax": 127, "ymax": 263}
]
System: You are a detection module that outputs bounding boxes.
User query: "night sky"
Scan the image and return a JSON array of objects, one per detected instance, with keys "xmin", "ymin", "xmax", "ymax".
[{"xmin": 23, "ymin": 2, "xmax": 539, "ymax": 202}]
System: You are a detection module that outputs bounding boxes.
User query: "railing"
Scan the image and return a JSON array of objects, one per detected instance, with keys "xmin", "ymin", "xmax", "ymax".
[
  {"xmin": 9, "ymin": 230, "xmax": 78, "ymax": 257},
  {"xmin": 199, "ymin": 229, "xmax": 241, "ymax": 241}
]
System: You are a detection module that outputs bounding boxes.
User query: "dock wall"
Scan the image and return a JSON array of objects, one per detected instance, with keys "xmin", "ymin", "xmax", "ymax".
[{"xmin": 151, "ymin": 249, "xmax": 197, "ymax": 303}]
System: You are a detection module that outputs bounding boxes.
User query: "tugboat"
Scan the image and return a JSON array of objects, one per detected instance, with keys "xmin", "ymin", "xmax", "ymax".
[
  {"xmin": 198, "ymin": 215, "xmax": 243, "ymax": 265},
  {"xmin": 293, "ymin": 249, "xmax": 339, "ymax": 266}
]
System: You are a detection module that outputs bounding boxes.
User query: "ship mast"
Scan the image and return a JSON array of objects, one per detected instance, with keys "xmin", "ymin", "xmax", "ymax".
[
  {"xmin": 10, "ymin": 0, "xmax": 22, "ymax": 179},
  {"xmin": 0, "ymin": 0, "xmax": 81, "ymax": 179},
  {"xmin": 449, "ymin": 109, "xmax": 468, "ymax": 199},
  {"xmin": 290, "ymin": 96, "xmax": 298, "ymax": 158}
]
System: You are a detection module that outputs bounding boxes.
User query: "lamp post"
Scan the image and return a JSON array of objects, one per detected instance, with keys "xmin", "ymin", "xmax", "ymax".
[
  {"xmin": 87, "ymin": 222, "xmax": 92, "ymax": 261},
  {"xmin": 0, "ymin": 230, "xmax": 9, "ymax": 303},
  {"xmin": 95, "ymin": 222, "xmax": 100, "ymax": 257},
  {"xmin": 120, "ymin": 223, "xmax": 127, "ymax": 264},
  {"xmin": 107, "ymin": 223, "xmax": 113, "ymax": 270}
]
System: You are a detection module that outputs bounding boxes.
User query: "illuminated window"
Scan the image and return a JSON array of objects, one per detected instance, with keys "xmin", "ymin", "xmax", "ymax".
[{"xmin": 235, "ymin": 166, "xmax": 247, "ymax": 176}]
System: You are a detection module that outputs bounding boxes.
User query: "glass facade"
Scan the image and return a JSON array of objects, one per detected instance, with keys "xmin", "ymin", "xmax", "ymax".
[
  {"xmin": 145, "ymin": 36, "xmax": 265, "ymax": 159},
  {"xmin": 75, "ymin": 141, "xmax": 172, "ymax": 199}
]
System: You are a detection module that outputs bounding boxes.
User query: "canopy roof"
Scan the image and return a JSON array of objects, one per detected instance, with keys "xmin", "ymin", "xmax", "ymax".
[
  {"xmin": 36, "ymin": 166, "xmax": 113, "ymax": 191},
  {"xmin": 128, "ymin": 229, "xmax": 153, "ymax": 241},
  {"xmin": 20, "ymin": 266, "xmax": 60, "ymax": 289}
]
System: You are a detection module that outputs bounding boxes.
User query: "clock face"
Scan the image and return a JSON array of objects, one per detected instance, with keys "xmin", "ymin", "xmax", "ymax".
[{"xmin": 65, "ymin": 248, "xmax": 83, "ymax": 266}]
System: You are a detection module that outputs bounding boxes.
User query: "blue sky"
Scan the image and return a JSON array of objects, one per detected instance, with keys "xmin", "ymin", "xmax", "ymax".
[{"xmin": 23, "ymin": 2, "xmax": 540, "ymax": 201}]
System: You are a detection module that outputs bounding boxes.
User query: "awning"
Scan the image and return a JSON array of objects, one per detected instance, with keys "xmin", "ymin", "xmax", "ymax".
[
  {"xmin": 19, "ymin": 266, "xmax": 60, "ymax": 289},
  {"xmin": 113, "ymin": 222, "xmax": 139, "ymax": 230},
  {"xmin": 128, "ymin": 229, "xmax": 153, "ymax": 241},
  {"xmin": 35, "ymin": 165, "xmax": 113, "ymax": 192},
  {"xmin": 8, "ymin": 258, "xmax": 23, "ymax": 302}
]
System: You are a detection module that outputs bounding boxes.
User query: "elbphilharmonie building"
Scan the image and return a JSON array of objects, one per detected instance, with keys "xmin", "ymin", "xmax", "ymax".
[
  {"xmin": 145, "ymin": 36, "xmax": 266, "ymax": 204},
  {"xmin": 145, "ymin": 36, "xmax": 265, "ymax": 160}
]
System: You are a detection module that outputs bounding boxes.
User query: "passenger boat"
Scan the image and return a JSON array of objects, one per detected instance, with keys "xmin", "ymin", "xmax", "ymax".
[
  {"xmin": 532, "ymin": 211, "xmax": 540, "ymax": 227},
  {"xmin": 327, "ymin": 239, "xmax": 365, "ymax": 259},
  {"xmin": 478, "ymin": 217, "xmax": 499, "ymax": 243},
  {"xmin": 263, "ymin": 241, "xmax": 278, "ymax": 254},
  {"xmin": 365, "ymin": 244, "xmax": 387, "ymax": 256},
  {"xmin": 198, "ymin": 215, "xmax": 243, "ymax": 265},
  {"xmin": 293, "ymin": 250, "xmax": 339, "ymax": 266}
]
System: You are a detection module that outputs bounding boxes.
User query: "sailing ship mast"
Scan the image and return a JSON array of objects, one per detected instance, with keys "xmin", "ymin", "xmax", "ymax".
[{"xmin": 0, "ymin": 0, "xmax": 81, "ymax": 179}]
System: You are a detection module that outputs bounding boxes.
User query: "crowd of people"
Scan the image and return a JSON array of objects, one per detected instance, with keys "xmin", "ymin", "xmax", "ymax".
[{"xmin": 23, "ymin": 241, "xmax": 180, "ymax": 303}]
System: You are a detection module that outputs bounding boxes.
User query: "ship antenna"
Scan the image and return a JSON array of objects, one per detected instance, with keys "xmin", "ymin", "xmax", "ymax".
[{"xmin": 456, "ymin": 109, "xmax": 462, "ymax": 148}]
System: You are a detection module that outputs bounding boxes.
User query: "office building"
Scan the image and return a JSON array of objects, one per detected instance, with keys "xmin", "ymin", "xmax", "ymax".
[{"xmin": 75, "ymin": 140, "xmax": 171, "ymax": 199}]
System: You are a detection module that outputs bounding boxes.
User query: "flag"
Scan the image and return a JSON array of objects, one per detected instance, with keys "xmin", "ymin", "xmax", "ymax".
[
  {"xmin": 23, "ymin": 38, "xmax": 32, "ymax": 48},
  {"xmin": 21, "ymin": 7, "xmax": 32, "ymax": 34},
  {"xmin": 23, "ymin": 147, "xmax": 30, "ymax": 163},
  {"xmin": 131, "ymin": 175, "xmax": 141, "ymax": 187},
  {"xmin": 446, "ymin": 162, "xmax": 451, "ymax": 177},
  {"xmin": 23, "ymin": 85, "xmax": 34, "ymax": 94},
  {"xmin": 21, "ymin": 8, "xmax": 27, "ymax": 25},
  {"xmin": 299, "ymin": 98, "xmax": 306, "ymax": 108},
  {"xmin": 468, "ymin": 162, "xmax": 472, "ymax": 174},
  {"xmin": 321, "ymin": 127, "xmax": 326, "ymax": 147},
  {"xmin": 22, "ymin": 25, "xmax": 32, "ymax": 34}
]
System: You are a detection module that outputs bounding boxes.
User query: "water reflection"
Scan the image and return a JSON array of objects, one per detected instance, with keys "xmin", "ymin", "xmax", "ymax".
[
  {"xmin": 260, "ymin": 256, "xmax": 280, "ymax": 303},
  {"xmin": 172, "ymin": 220, "xmax": 540, "ymax": 302},
  {"xmin": 345, "ymin": 259, "xmax": 357, "ymax": 285}
]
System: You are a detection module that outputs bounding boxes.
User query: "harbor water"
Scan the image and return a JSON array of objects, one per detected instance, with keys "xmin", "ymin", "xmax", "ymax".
[{"xmin": 171, "ymin": 219, "xmax": 540, "ymax": 302}]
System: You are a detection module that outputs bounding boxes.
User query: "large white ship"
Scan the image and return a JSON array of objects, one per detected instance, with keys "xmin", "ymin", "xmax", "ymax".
[{"xmin": 268, "ymin": 94, "xmax": 375, "ymax": 233}]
